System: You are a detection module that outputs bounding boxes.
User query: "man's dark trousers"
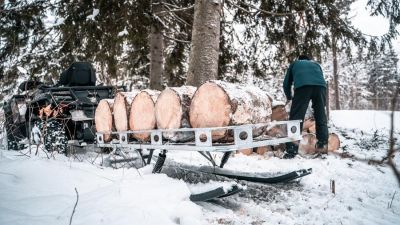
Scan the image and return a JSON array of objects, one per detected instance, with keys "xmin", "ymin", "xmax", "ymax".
[{"xmin": 286, "ymin": 85, "xmax": 329, "ymax": 154}]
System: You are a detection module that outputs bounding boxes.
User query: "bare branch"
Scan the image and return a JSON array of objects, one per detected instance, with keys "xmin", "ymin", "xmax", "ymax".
[
  {"xmin": 229, "ymin": 0, "xmax": 305, "ymax": 17},
  {"xmin": 69, "ymin": 187, "xmax": 79, "ymax": 225},
  {"xmin": 162, "ymin": 34, "xmax": 190, "ymax": 43},
  {"xmin": 156, "ymin": 4, "xmax": 194, "ymax": 15}
]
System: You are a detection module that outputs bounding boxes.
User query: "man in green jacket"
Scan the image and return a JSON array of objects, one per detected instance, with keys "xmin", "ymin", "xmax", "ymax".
[{"xmin": 283, "ymin": 55, "xmax": 328, "ymax": 159}]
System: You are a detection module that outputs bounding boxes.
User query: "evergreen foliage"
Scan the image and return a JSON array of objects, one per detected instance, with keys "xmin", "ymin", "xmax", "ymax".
[{"xmin": 0, "ymin": 0, "xmax": 399, "ymax": 109}]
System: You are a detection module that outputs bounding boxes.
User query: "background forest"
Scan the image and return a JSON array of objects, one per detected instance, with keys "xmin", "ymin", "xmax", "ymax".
[{"xmin": 1, "ymin": 0, "xmax": 399, "ymax": 110}]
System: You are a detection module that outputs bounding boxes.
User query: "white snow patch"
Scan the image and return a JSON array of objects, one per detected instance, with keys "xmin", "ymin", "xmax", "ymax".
[
  {"xmin": 118, "ymin": 28, "xmax": 128, "ymax": 37},
  {"xmin": 0, "ymin": 152, "xmax": 203, "ymax": 225},
  {"xmin": 350, "ymin": 0, "xmax": 391, "ymax": 36},
  {"xmin": 331, "ymin": 110, "xmax": 399, "ymax": 132},
  {"xmin": 16, "ymin": 66, "xmax": 27, "ymax": 74},
  {"xmin": 272, "ymin": 100, "xmax": 286, "ymax": 108},
  {"xmin": 87, "ymin": 9, "xmax": 100, "ymax": 21},
  {"xmin": 1, "ymin": 110, "xmax": 399, "ymax": 225}
]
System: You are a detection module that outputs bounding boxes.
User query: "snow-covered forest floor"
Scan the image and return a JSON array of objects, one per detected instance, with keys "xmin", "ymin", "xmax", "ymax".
[{"xmin": 0, "ymin": 110, "xmax": 399, "ymax": 225}]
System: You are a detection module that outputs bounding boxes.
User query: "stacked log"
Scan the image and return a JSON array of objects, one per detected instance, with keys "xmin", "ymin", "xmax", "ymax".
[
  {"xmin": 271, "ymin": 103, "xmax": 288, "ymax": 121},
  {"xmin": 155, "ymin": 86, "xmax": 196, "ymax": 142},
  {"xmin": 298, "ymin": 133, "xmax": 341, "ymax": 155},
  {"xmin": 113, "ymin": 91, "xmax": 139, "ymax": 133},
  {"xmin": 95, "ymin": 99, "xmax": 114, "ymax": 142},
  {"xmin": 129, "ymin": 90, "xmax": 160, "ymax": 141},
  {"xmin": 302, "ymin": 119, "xmax": 315, "ymax": 133},
  {"xmin": 189, "ymin": 80, "xmax": 272, "ymax": 141},
  {"xmin": 327, "ymin": 133, "xmax": 340, "ymax": 151},
  {"xmin": 261, "ymin": 102, "xmax": 288, "ymax": 154}
]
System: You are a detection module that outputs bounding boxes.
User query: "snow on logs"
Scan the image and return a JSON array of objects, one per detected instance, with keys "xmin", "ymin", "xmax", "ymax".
[
  {"xmin": 129, "ymin": 90, "xmax": 160, "ymax": 141},
  {"xmin": 155, "ymin": 86, "xmax": 197, "ymax": 142},
  {"xmin": 189, "ymin": 80, "xmax": 272, "ymax": 141},
  {"xmin": 95, "ymin": 99, "xmax": 114, "ymax": 142}
]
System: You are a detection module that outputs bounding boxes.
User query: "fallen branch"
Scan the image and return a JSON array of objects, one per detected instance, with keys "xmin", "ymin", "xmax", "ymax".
[
  {"xmin": 388, "ymin": 191, "xmax": 397, "ymax": 209},
  {"xmin": 69, "ymin": 187, "xmax": 79, "ymax": 225}
]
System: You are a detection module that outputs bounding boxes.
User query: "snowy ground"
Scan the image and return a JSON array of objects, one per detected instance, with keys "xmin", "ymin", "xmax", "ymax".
[{"xmin": 0, "ymin": 110, "xmax": 399, "ymax": 225}]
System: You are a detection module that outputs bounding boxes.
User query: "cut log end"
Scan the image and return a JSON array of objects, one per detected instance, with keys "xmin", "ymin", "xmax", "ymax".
[
  {"xmin": 298, "ymin": 133, "xmax": 317, "ymax": 155},
  {"xmin": 129, "ymin": 91, "xmax": 158, "ymax": 141},
  {"xmin": 271, "ymin": 105, "xmax": 288, "ymax": 121},
  {"xmin": 113, "ymin": 92, "xmax": 129, "ymax": 132},
  {"xmin": 328, "ymin": 133, "xmax": 340, "ymax": 151},
  {"xmin": 299, "ymin": 133, "xmax": 341, "ymax": 155},
  {"xmin": 237, "ymin": 148, "xmax": 253, "ymax": 155},
  {"xmin": 155, "ymin": 88, "xmax": 183, "ymax": 130},
  {"xmin": 95, "ymin": 99, "xmax": 113, "ymax": 142},
  {"xmin": 189, "ymin": 82, "xmax": 231, "ymax": 139},
  {"xmin": 302, "ymin": 119, "xmax": 315, "ymax": 132},
  {"xmin": 256, "ymin": 146, "xmax": 272, "ymax": 155}
]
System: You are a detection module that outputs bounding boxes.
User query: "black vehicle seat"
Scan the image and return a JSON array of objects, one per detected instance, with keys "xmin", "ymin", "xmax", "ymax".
[{"xmin": 59, "ymin": 62, "xmax": 96, "ymax": 86}]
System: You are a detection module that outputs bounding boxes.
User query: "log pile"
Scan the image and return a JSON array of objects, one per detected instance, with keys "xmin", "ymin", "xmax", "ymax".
[{"xmin": 94, "ymin": 80, "xmax": 340, "ymax": 159}]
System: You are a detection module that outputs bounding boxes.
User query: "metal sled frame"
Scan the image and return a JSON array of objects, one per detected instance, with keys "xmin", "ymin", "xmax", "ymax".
[{"xmin": 96, "ymin": 120, "xmax": 302, "ymax": 168}]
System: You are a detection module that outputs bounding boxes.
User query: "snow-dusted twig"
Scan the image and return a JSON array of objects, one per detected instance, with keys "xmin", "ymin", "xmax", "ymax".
[
  {"xmin": 69, "ymin": 187, "xmax": 79, "ymax": 225},
  {"xmin": 156, "ymin": 4, "xmax": 194, "ymax": 15},
  {"xmin": 228, "ymin": 0, "xmax": 305, "ymax": 17},
  {"xmin": 162, "ymin": 34, "xmax": 190, "ymax": 43}
]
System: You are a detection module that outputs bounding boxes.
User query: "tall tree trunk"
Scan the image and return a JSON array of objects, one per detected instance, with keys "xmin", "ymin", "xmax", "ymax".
[
  {"xmin": 186, "ymin": 0, "xmax": 221, "ymax": 87},
  {"xmin": 332, "ymin": 36, "xmax": 340, "ymax": 110},
  {"xmin": 149, "ymin": 0, "xmax": 164, "ymax": 90}
]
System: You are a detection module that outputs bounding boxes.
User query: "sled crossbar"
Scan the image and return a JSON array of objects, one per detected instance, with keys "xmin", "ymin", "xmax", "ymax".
[{"xmin": 96, "ymin": 120, "xmax": 302, "ymax": 152}]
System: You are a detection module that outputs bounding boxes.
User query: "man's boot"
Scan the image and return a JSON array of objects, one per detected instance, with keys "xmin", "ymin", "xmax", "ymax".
[
  {"xmin": 283, "ymin": 142, "xmax": 298, "ymax": 159},
  {"xmin": 315, "ymin": 141, "xmax": 328, "ymax": 154}
]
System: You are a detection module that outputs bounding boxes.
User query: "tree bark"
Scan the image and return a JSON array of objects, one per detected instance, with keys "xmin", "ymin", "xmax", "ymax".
[
  {"xmin": 129, "ymin": 90, "xmax": 160, "ymax": 140},
  {"xmin": 155, "ymin": 86, "xmax": 197, "ymax": 141},
  {"xmin": 95, "ymin": 99, "xmax": 114, "ymax": 142},
  {"xmin": 332, "ymin": 36, "xmax": 340, "ymax": 109},
  {"xmin": 149, "ymin": 0, "xmax": 164, "ymax": 90},
  {"xmin": 189, "ymin": 80, "xmax": 272, "ymax": 141},
  {"xmin": 186, "ymin": 0, "xmax": 221, "ymax": 87}
]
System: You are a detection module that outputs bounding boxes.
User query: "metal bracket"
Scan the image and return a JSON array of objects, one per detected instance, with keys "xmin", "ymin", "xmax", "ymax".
[
  {"xmin": 234, "ymin": 126, "xmax": 252, "ymax": 147},
  {"xmin": 119, "ymin": 133, "xmax": 128, "ymax": 144},
  {"xmin": 195, "ymin": 129, "xmax": 212, "ymax": 147},
  {"xmin": 96, "ymin": 134, "xmax": 104, "ymax": 144},
  {"xmin": 286, "ymin": 121, "xmax": 301, "ymax": 139},
  {"xmin": 151, "ymin": 131, "xmax": 162, "ymax": 145}
]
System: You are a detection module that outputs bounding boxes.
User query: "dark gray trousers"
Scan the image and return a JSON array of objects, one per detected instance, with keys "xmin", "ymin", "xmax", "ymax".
[{"xmin": 286, "ymin": 85, "xmax": 329, "ymax": 154}]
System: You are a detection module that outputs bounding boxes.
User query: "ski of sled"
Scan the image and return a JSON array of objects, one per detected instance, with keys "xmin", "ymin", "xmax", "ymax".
[
  {"xmin": 189, "ymin": 184, "xmax": 243, "ymax": 202},
  {"xmin": 198, "ymin": 167, "xmax": 312, "ymax": 184}
]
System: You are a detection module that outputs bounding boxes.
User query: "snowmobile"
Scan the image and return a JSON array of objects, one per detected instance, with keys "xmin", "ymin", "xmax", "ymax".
[{"xmin": 3, "ymin": 62, "xmax": 119, "ymax": 152}]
